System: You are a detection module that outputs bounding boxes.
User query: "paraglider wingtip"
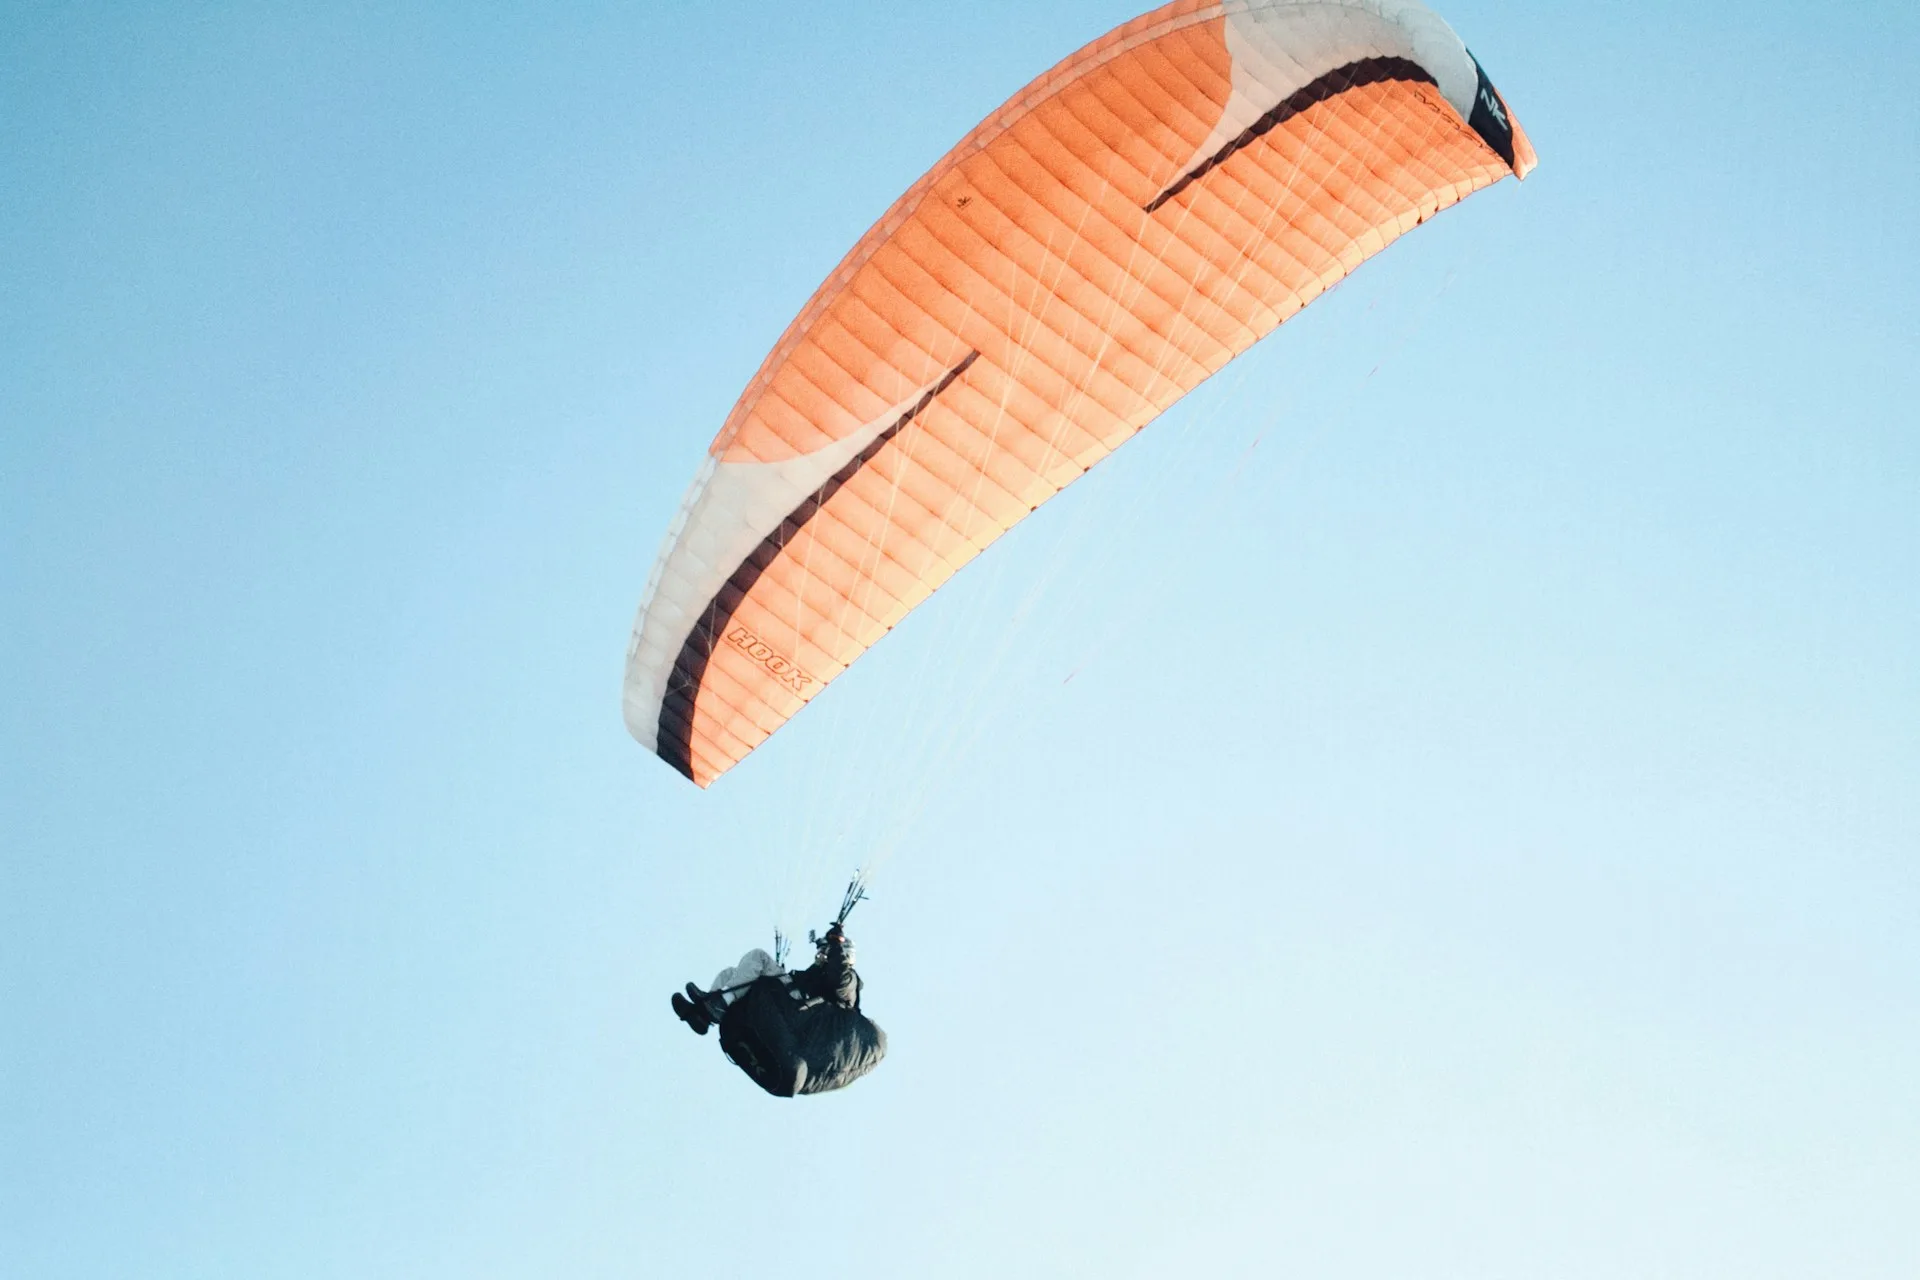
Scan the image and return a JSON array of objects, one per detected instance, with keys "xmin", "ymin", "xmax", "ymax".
[{"xmin": 1509, "ymin": 118, "xmax": 1539, "ymax": 180}]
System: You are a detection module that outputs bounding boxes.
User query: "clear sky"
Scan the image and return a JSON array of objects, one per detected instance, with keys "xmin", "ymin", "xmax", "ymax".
[{"xmin": 4, "ymin": 2, "xmax": 1916, "ymax": 1276}]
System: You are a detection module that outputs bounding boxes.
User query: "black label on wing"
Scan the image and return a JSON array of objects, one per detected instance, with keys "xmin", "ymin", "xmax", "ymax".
[{"xmin": 1465, "ymin": 51, "xmax": 1517, "ymax": 169}]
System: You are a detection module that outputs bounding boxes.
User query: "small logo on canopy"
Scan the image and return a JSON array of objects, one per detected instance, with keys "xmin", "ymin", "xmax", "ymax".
[{"xmin": 726, "ymin": 624, "xmax": 815, "ymax": 696}]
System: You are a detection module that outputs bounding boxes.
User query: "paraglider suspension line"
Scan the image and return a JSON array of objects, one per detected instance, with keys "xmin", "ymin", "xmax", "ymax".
[
  {"xmin": 808, "ymin": 874, "xmax": 872, "ymax": 949},
  {"xmin": 835, "ymin": 873, "xmax": 870, "ymax": 927}
]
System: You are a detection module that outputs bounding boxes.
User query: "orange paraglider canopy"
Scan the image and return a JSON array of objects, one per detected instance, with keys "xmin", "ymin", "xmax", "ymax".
[{"xmin": 625, "ymin": 0, "xmax": 1534, "ymax": 786}]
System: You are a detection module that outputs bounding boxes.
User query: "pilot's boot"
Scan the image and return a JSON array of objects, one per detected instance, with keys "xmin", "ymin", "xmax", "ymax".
[{"xmin": 670, "ymin": 991, "xmax": 712, "ymax": 1035}]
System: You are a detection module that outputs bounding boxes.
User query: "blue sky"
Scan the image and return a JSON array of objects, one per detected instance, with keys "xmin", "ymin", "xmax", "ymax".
[{"xmin": 4, "ymin": 2, "xmax": 1916, "ymax": 1276}]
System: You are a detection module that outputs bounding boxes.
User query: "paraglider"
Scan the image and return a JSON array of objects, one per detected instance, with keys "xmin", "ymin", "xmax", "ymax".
[
  {"xmin": 671, "ymin": 883, "xmax": 886, "ymax": 1098},
  {"xmin": 641, "ymin": 0, "xmax": 1535, "ymax": 1093},
  {"xmin": 624, "ymin": 0, "xmax": 1535, "ymax": 789}
]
